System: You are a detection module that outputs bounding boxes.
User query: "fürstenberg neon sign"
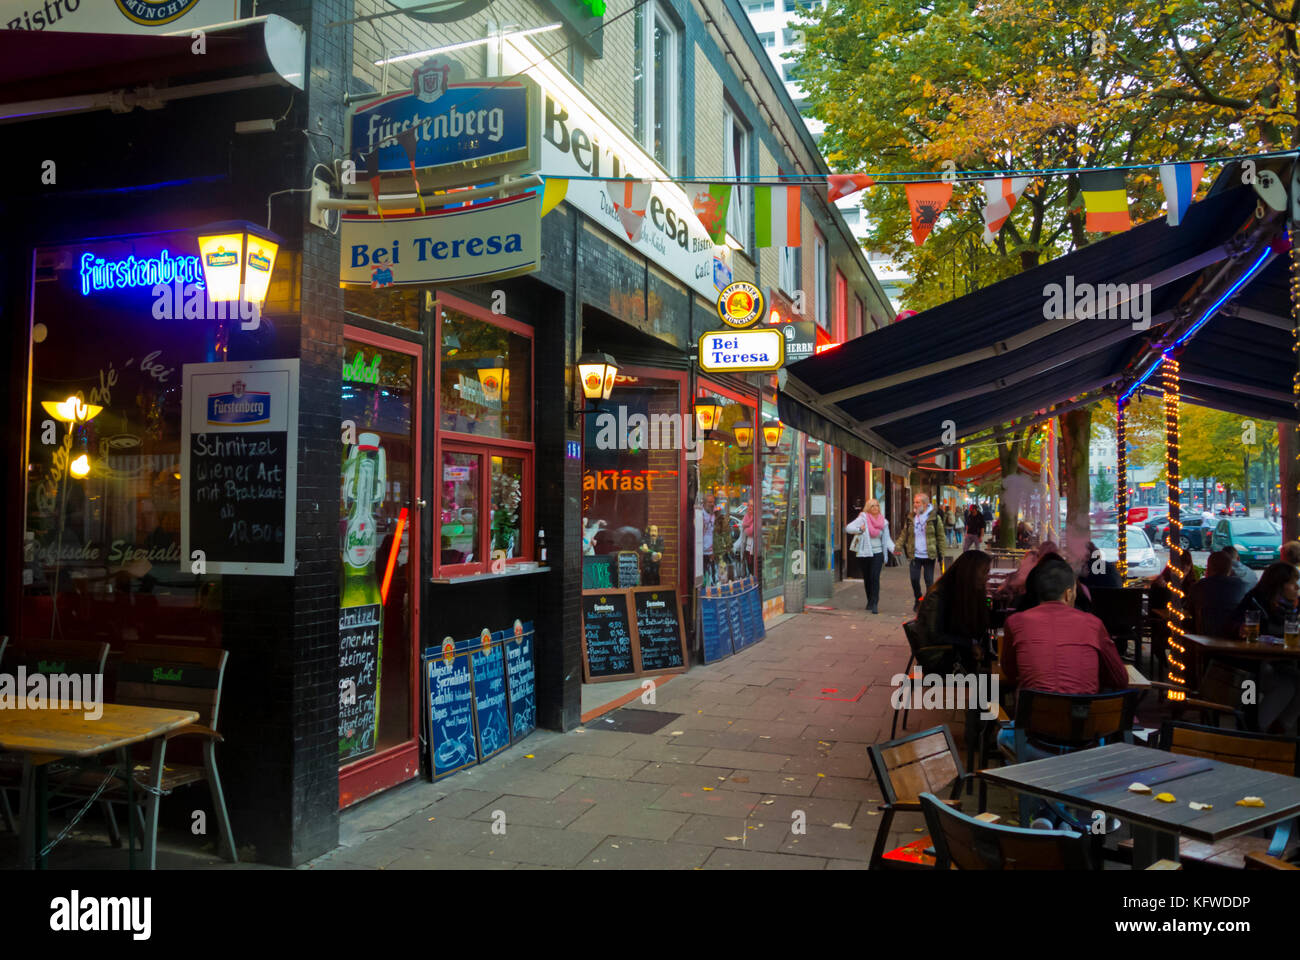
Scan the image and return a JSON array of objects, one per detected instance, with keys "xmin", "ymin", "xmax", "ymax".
[{"xmin": 79, "ymin": 250, "xmax": 205, "ymax": 296}]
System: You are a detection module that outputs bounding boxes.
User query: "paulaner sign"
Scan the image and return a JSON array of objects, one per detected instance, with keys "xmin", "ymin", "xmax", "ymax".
[
  {"xmin": 345, "ymin": 71, "xmax": 539, "ymax": 191},
  {"xmin": 338, "ymin": 192, "xmax": 540, "ymax": 287}
]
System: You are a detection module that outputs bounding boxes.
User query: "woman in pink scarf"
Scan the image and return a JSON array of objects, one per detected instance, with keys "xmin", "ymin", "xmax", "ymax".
[{"xmin": 846, "ymin": 497, "xmax": 895, "ymax": 613}]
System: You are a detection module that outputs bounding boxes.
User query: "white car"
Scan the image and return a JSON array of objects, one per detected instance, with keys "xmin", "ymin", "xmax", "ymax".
[{"xmin": 1090, "ymin": 525, "xmax": 1159, "ymax": 576}]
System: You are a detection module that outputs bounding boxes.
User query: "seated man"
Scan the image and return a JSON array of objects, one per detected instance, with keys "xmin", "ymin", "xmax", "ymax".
[
  {"xmin": 1190, "ymin": 550, "xmax": 1249, "ymax": 637},
  {"xmin": 1222, "ymin": 545, "xmax": 1259, "ymax": 587},
  {"xmin": 1283, "ymin": 540, "xmax": 1300, "ymax": 575}
]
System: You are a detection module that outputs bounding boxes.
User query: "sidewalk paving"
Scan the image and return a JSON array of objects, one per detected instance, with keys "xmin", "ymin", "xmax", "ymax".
[{"xmin": 305, "ymin": 562, "xmax": 993, "ymax": 871}]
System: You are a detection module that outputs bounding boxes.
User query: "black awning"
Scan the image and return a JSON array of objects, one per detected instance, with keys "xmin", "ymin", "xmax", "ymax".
[
  {"xmin": 0, "ymin": 16, "xmax": 303, "ymax": 119},
  {"xmin": 777, "ymin": 392, "xmax": 910, "ymax": 474},
  {"xmin": 782, "ymin": 172, "xmax": 1291, "ymax": 458}
]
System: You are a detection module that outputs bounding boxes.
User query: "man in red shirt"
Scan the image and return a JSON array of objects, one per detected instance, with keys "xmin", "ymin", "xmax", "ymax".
[{"xmin": 1000, "ymin": 558, "xmax": 1128, "ymax": 695}]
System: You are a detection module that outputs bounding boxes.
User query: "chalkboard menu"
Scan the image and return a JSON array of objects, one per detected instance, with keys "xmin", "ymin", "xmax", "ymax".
[
  {"xmin": 700, "ymin": 592, "xmax": 734, "ymax": 664},
  {"xmin": 633, "ymin": 589, "xmax": 686, "ymax": 673},
  {"xmin": 581, "ymin": 592, "xmax": 636, "ymax": 681},
  {"xmin": 338, "ymin": 603, "xmax": 381, "ymax": 761},
  {"xmin": 505, "ymin": 620, "xmax": 536, "ymax": 744},
  {"xmin": 583, "ymin": 554, "xmax": 615, "ymax": 589},
  {"xmin": 471, "ymin": 635, "xmax": 510, "ymax": 762},
  {"xmin": 180, "ymin": 359, "xmax": 299, "ymax": 575},
  {"xmin": 617, "ymin": 551, "xmax": 641, "ymax": 588},
  {"xmin": 425, "ymin": 646, "xmax": 477, "ymax": 780}
]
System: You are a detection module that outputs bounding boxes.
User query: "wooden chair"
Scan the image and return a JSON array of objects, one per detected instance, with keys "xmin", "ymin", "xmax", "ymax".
[
  {"xmin": 1244, "ymin": 851, "xmax": 1299, "ymax": 870},
  {"xmin": 1089, "ymin": 587, "xmax": 1144, "ymax": 662},
  {"xmin": 866, "ymin": 725, "xmax": 974, "ymax": 869},
  {"xmin": 56, "ymin": 643, "xmax": 237, "ymax": 866},
  {"xmin": 892, "ymin": 620, "xmax": 964, "ymax": 739},
  {"xmin": 920, "ymin": 792, "xmax": 1097, "ymax": 869},
  {"xmin": 0, "ymin": 638, "xmax": 110, "ymax": 835}
]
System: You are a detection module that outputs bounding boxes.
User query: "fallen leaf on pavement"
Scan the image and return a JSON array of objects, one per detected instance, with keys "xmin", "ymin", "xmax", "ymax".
[
  {"xmin": 427, "ymin": 817, "xmax": 435, "ymax": 821},
  {"xmin": 702, "ymin": 787, "xmax": 714, "ymax": 791},
  {"xmin": 831, "ymin": 822, "xmax": 851, "ymax": 830},
  {"xmin": 864, "ymin": 810, "xmax": 879, "ymax": 816},
  {"xmin": 758, "ymin": 735, "xmax": 772, "ymax": 740},
  {"xmin": 723, "ymin": 836, "xmax": 742, "ymax": 842},
  {"xmin": 669, "ymin": 731, "xmax": 684, "ymax": 736},
  {"xmin": 524, "ymin": 755, "xmax": 534, "ymax": 759},
  {"xmin": 732, "ymin": 776, "xmax": 749, "ymax": 783},
  {"xmin": 761, "ymin": 799, "xmax": 775, "ymax": 805},
  {"xmin": 914, "ymin": 827, "xmax": 924, "ymax": 833}
]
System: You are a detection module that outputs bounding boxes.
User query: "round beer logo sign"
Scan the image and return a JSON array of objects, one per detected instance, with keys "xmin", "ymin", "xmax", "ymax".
[
  {"xmin": 116, "ymin": 0, "xmax": 202, "ymax": 25},
  {"xmin": 441, "ymin": 637, "xmax": 455, "ymax": 664},
  {"xmin": 514, "ymin": 619, "xmax": 524, "ymax": 640},
  {"xmin": 481, "ymin": 628, "xmax": 492, "ymax": 651},
  {"xmin": 717, "ymin": 282, "xmax": 764, "ymax": 329}
]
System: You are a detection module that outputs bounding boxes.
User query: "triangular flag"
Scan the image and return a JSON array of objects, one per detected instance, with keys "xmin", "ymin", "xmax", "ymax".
[
  {"xmin": 755, "ymin": 184, "xmax": 801, "ymax": 247},
  {"xmin": 609, "ymin": 179, "xmax": 652, "ymax": 242},
  {"xmin": 905, "ymin": 181, "xmax": 953, "ymax": 245},
  {"xmin": 540, "ymin": 177, "xmax": 568, "ymax": 217},
  {"xmin": 364, "ymin": 149, "xmax": 384, "ymax": 220},
  {"xmin": 827, "ymin": 174, "xmax": 874, "ymax": 203},
  {"xmin": 1080, "ymin": 169, "xmax": 1130, "ymax": 232},
  {"xmin": 396, "ymin": 128, "xmax": 425, "ymax": 213},
  {"xmin": 1159, "ymin": 162, "xmax": 1205, "ymax": 226},
  {"xmin": 980, "ymin": 176, "xmax": 1031, "ymax": 243},
  {"xmin": 693, "ymin": 184, "xmax": 733, "ymax": 243}
]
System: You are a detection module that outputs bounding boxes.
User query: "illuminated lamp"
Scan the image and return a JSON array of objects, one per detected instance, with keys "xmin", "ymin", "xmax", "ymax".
[
  {"xmin": 41, "ymin": 396, "xmax": 103, "ymax": 423},
  {"xmin": 577, "ymin": 351, "xmax": 618, "ymax": 401},
  {"xmin": 694, "ymin": 395, "xmax": 724, "ymax": 435},
  {"xmin": 70, "ymin": 454, "xmax": 90, "ymax": 478},
  {"xmin": 769, "ymin": 309, "xmax": 781, "ymax": 325},
  {"xmin": 733, "ymin": 423, "xmax": 754, "ymax": 449},
  {"xmin": 762, "ymin": 420, "xmax": 783, "ymax": 450},
  {"xmin": 196, "ymin": 221, "xmax": 281, "ymax": 306}
]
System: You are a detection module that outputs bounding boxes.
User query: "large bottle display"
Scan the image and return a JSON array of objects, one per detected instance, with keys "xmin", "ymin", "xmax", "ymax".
[{"xmin": 339, "ymin": 432, "xmax": 386, "ymax": 761}]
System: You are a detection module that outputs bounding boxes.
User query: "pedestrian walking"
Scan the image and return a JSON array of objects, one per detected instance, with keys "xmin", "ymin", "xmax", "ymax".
[
  {"xmin": 943, "ymin": 504, "xmax": 956, "ymax": 547},
  {"xmin": 845, "ymin": 497, "xmax": 894, "ymax": 614},
  {"xmin": 954, "ymin": 505, "xmax": 965, "ymax": 547},
  {"xmin": 963, "ymin": 503, "xmax": 986, "ymax": 551},
  {"xmin": 897, "ymin": 492, "xmax": 946, "ymax": 611}
]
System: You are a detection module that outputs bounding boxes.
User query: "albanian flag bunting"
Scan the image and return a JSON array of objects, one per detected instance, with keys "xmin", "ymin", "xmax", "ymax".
[
  {"xmin": 693, "ymin": 183, "xmax": 733, "ymax": 243},
  {"xmin": 827, "ymin": 174, "xmax": 875, "ymax": 203},
  {"xmin": 905, "ymin": 181, "xmax": 953, "ymax": 245},
  {"xmin": 1080, "ymin": 169, "xmax": 1130, "ymax": 232}
]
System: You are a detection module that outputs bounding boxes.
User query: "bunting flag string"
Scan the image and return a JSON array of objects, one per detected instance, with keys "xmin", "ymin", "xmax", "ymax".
[
  {"xmin": 692, "ymin": 183, "xmax": 733, "ymax": 243},
  {"xmin": 755, "ymin": 184, "xmax": 801, "ymax": 247},
  {"xmin": 1079, "ymin": 169, "xmax": 1132, "ymax": 233},
  {"xmin": 609, "ymin": 179, "xmax": 652, "ymax": 242},
  {"xmin": 827, "ymin": 174, "xmax": 875, "ymax": 202},
  {"xmin": 540, "ymin": 177, "xmax": 568, "ymax": 217},
  {"xmin": 981, "ymin": 176, "xmax": 1031, "ymax": 244},
  {"xmin": 1159, "ymin": 162, "xmax": 1205, "ymax": 227},
  {"xmin": 906, "ymin": 181, "xmax": 953, "ymax": 245}
]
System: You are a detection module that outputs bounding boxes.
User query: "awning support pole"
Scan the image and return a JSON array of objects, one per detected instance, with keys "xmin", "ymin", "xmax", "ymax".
[
  {"xmin": 1162, "ymin": 353, "xmax": 1188, "ymax": 702},
  {"xmin": 1116, "ymin": 399, "xmax": 1127, "ymax": 579}
]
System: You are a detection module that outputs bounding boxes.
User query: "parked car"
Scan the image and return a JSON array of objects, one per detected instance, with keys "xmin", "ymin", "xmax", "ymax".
[
  {"xmin": 1141, "ymin": 511, "xmax": 1169, "ymax": 545},
  {"xmin": 1230, "ymin": 501, "xmax": 1247, "ymax": 516},
  {"xmin": 1157, "ymin": 515, "xmax": 1209, "ymax": 551},
  {"xmin": 1091, "ymin": 525, "xmax": 1160, "ymax": 577},
  {"xmin": 1209, "ymin": 517, "xmax": 1282, "ymax": 568}
]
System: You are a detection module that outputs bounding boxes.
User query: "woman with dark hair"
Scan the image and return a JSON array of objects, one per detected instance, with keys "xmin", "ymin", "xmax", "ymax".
[
  {"xmin": 915, "ymin": 550, "xmax": 992, "ymax": 665},
  {"xmin": 1226, "ymin": 562, "xmax": 1300, "ymax": 734}
]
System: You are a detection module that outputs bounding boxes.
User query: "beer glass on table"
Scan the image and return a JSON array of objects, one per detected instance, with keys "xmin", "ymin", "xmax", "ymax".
[
  {"xmin": 1285, "ymin": 614, "xmax": 1300, "ymax": 650},
  {"xmin": 1243, "ymin": 610, "xmax": 1261, "ymax": 643}
]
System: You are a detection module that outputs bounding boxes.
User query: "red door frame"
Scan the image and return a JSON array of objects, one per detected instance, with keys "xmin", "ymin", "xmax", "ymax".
[
  {"xmin": 339, "ymin": 324, "xmax": 423, "ymax": 809},
  {"xmin": 698, "ymin": 377, "xmax": 760, "ymax": 579}
]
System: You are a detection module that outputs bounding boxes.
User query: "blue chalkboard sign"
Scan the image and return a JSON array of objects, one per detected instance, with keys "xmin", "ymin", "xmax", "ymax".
[
  {"xmin": 471, "ymin": 633, "xmax": 510, "ymax": 762},
  {"xmin": 726, "ymin": 594, "xmax": 749, "ymax": 651},
  {"xmin": 746, "ymin": 582, "xmax": 766, "ymax": 642},
  {"xmin": 424, "ymin": 645, "xmax": 478, "ymax": 780},
  {"xmin": 700, "ymin": 590, "xmax": 735, "ymax": 664},
  {"xmin": 505, "ymin": 620, "xmax": 536, "ymax": 745}
]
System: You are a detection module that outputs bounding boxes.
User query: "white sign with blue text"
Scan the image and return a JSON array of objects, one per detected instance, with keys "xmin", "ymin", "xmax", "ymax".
[{"xmin": 339, "ymin": 192, "xmax": 541, "ymax": 287}]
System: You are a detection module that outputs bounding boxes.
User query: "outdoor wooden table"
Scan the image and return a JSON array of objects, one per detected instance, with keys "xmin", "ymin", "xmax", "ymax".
[
  {"xmin": 0, "ymin": 703, "xmax": 198, "ymax": 869},
  {"xmin": 1182, "ymin": 632, "xmax": 1300, "ymax": 692},
  {"xmin": 978, "ymin": 741, "xmax": 1300, "ymax": 868}
]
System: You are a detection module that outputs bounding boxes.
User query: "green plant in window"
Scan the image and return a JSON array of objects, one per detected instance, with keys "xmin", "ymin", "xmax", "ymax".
[{"xmin": 491, "ymin": 469, "xmax": 522, "ymax": 552}]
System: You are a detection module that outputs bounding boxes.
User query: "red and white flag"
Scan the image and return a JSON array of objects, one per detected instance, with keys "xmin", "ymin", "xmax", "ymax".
[
  {"xmin": 980, "ymin": 177, "xmax": 1031, "ymax": 243},
  {"xmin": 827, "ymin": 174, "xmax": 875, "ymax": 203},
  {"xmin": 609, "ymin": 180, "xmax": 652, "ymax": 242}
]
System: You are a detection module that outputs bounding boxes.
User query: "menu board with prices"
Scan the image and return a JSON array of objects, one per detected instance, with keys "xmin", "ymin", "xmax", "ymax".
[
  {"xmin": 700, "ymin": 577, "xmax": 764, "ymax": 663},
  {"xmin": 633, "ymin": 589, "xmax": 686, "ymax": 673},
  {"xmin": 338, "ymin": 603, "xmax": 382, "ymax": 762},
  {"xmin": 581, "ymin": 592, "xmax": 636, "ymax": 682},
  {"xmin": 180, "ymin": 359, "xmax": 298, "ymax": 575},
  {"xmin": 505, "ymin": 620, "xmax": 536, "ymax": 744},
  {"xmin": 471, "ymin": 634, "xmax": 510, "ymax": 763},
  {"xmin": 423, "ymin": 645, "xmax": 478, "ymax": 780}
]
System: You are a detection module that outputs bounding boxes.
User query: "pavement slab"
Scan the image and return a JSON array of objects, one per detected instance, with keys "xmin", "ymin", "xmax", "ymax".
[
  {"xmin": 566, "ymin": 804, "xmax": 692, "ymax": 841},
  {"xmin": 696, "ymin": 747, "xmax": 791, "ymax": 772},
  {"xmin": 669, "ymin": 814, "xmax": 787, "ymax": 852},
  {"xmin": 715, "ymin": 770, "xmax": 818, "ymax": 797},
  {"xmin": 466, "ymin": 795, "xmax": 593, "ymax": 829},
  {"xmin": 545, "ymin": 753, "xmax": 651, "ymax": 780},
  {"xmin": 778, "ymin": 823, "xmax": 874, "ymax": 861},
  {"xmin": 753, "ymin": 794, "xmax": 864, "ymax": 827},
  {"xmin": 702, "ymin": 848, "xmax": 828, "ymax": 870},
  {"xmin": 576, "ymin": 837, "xmax": 714, "ymax": 870},
  {"xmin": 648, "ymin": 784, "xmax": 766, "ymax": 819},
  {"xmin": 464, "ymin": 824, "xmax": 606, "ymax": 867},
  {"xmin": 630, "ymin": 762, "xmax": 737, "ymax": 785}
]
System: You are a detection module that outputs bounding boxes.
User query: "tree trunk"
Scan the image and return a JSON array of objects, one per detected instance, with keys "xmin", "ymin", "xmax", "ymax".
[
  {"xmin": 1059, "ymin": 407, "xmax": 1092, "ymax": 553},
  {"xmin": 996, "ymin": 435, "xmax": 1022, "ymax": 548}
]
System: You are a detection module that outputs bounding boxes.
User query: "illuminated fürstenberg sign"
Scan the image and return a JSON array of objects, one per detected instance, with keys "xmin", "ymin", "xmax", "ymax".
[{"xmin": 79, "ymin": 250, "xmax": 205, "ymax": 296}]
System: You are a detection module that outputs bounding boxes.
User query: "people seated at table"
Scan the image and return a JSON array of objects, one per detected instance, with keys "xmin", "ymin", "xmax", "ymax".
[
  {"xmin": 1283, "ymin": 540, "xmax": 1300, "ymax": 574},
  {"xmin": 1014, "ymin": 545, "xmax": 1094, "ymax": 614},
  {"xmin": 914, "ymin": 550, "xmax": 992, "ymax": 668},
  {"xmin": 994, "ymin": 546, "xmax": 1041, "ymax": 608},
  {"xmin": 1190, "ymin": 550, "xmax": 1249, "ymax": 638},
  {"xmin": 1077, "ymin": 540, "xmax": 1122, "ymax": 591},
  {"xmin": 999, "ymin": 558, "xmax": 1129, "ymax": 696},
  {"xmin": 1221, "ymin": 545, "xmax": 1259, "ymax": 587},
  {"xmin": 1227, "ymin": 562, "xmax": 1300, "ymax": 735}
]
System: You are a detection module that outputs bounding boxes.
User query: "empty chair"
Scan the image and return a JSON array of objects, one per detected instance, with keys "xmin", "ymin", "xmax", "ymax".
[
  {"xmin": 866, "ymin": 725, "xmax": 975, "ymax": 869},
  {"xmin": 920, "ymin": 792, "xmax": 1097, "ymax": 869}
]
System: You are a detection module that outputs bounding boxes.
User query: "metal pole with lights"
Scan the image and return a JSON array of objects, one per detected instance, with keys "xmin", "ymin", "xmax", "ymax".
[{"xmin": 1163, "ymin": 352, "xmax": 1188, "ymax": 702}]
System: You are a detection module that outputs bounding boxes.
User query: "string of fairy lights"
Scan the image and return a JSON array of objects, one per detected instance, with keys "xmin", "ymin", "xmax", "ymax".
[
  {"xmin": 1162, "ymin": 353, "xmax": 1187, "ymax": 702},
  {"xmin": 1292, "ymin": 228, "xmax": 1300, "ymax": 534},
  {"xmin": 1116, "ymin": 398, "xmax": 1128, "ymax": 581}
]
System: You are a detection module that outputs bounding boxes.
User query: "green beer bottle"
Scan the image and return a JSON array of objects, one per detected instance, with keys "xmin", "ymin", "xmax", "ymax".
[{"xmin": 340, "ymin": 432, "xmax": 386, "ymax": 759}]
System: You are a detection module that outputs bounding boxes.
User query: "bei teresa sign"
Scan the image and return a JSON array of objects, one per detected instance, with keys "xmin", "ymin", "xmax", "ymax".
[
  {"xmin": 697, "ymin": 329, "xmax": 785, "ymax": 373},
  {"xmin": 339, "ymin": 193, "xmax": 540, "ymax": 286}
]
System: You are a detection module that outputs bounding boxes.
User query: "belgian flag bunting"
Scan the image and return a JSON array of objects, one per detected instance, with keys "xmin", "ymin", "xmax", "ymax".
[{"xmin": 1080, "ymin": 169, "xmax": 1131, "ymax": 232}]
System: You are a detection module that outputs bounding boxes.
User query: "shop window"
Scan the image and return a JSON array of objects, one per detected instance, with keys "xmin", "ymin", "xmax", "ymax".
[
  {"xmin": 436, "ymin": 299, "xmax": 533, "ymax": 576},
  {"xmin": 581, "ymin": 374, "xmax": 682, "ymax": 591},
  {"xmin": 724, "ymin": 104, "xmax": 751, "ymax": 253},
  {"xmin": 814, "ymin": 232, "xmax": 828, "ymax": 329},
  {"xmin": 779, "ymin": 244, "xmax": 800, "ymax": 297},
  {"xmin": 696, "ymin": 394, "xmax": 756, "ymax": 587},
  {"xmin": 343, "ymin": 285, "xmax": 430, "ymax": 331},
  {"xmin": 760, "ymin": 397, "xmax": 802, "ymax": 601}
]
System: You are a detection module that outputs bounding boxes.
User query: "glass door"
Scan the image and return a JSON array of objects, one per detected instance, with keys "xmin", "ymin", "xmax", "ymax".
[
  {"xmin": 339, "ymin": 329, "xmax": 422, "ymax": 807},
  {"xmin": 806, "ymin": 437, "xmax": 832, "ymax": 601}
]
